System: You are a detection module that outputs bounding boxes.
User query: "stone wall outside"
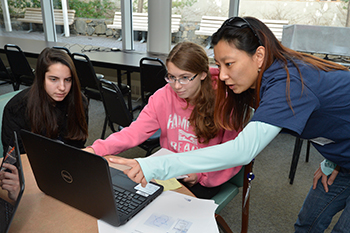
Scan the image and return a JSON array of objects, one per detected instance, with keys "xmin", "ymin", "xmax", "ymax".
[
  {"xmin": 4, "ymin": 17, "xmax": 208, "ymax": 47},
  {"xmin": 72, "ymin": 18, "xmax": 205, "ymax": 46}
]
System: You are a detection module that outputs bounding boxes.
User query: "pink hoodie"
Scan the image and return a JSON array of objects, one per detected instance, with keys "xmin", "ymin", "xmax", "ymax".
[{"xmin": 92, "ymin": 76, "xmax": 242, "ymax": 187}]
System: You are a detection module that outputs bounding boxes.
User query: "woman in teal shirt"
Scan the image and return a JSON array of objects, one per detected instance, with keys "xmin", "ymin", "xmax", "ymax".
[{"xmin": 111, "ymin": 17, "xmax": 350, "ymax": 232}]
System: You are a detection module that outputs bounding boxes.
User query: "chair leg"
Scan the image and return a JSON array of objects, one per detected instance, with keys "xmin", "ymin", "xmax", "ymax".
[
  {"xmin": 100, "ymin": 116, "xmax": 108, "ymax": 139},
  {"xmin": 289, "ymin": 137, "xmax": 303, "ymax": 184},
  {"xmin": 242, "ymin": 162, "xmax": 252, "ymax": 233},
  {"xmin": 215, "ymin": 214, "xmax": 233, "ymax": 233},
  {"xmin": 126, "ymin": 71, "xmax": 133, "ymax": 113},
  {"xmin": 306, "ymin": 140, "xmax": 311, "ymax": 162},
  {"xmin": 13, "ymin": 75, "xmax": 20, "ymax": 91},
  {"xmin": 116, "ymin": 69, "xmax": 133, "ymax": 114},
  {"xmin": 140, "ymin": 31, "xmax": 146, "ymax": 43}
]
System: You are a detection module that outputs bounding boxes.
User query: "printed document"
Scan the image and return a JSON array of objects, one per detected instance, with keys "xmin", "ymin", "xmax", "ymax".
[{"xmin": 98, "ymin": 191, "xmax": 219, "ymax": 233}]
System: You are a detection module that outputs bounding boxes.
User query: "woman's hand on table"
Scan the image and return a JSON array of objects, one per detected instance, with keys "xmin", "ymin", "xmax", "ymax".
[{"xmin": 109, "ymin": 157, "xmax": 148, "ymax": 187}]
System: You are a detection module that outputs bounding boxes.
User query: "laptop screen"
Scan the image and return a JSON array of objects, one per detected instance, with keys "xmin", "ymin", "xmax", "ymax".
[
  {"xmin": 20, "ymin": 129, "xmax": 163, "ymax": 227},
  {"xmin": 0, "ymin": 131, "xmax": 25, "ymax": 233}
]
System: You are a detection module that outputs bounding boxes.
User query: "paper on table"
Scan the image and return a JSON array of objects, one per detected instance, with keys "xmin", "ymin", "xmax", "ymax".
[
  {"xmin": 98, "ymin": 191, "xmax": 219, "ymax": 233},
  {"xmin": 154, "ymin": 177, "xmax": 182, "ymax": 191},
  {"xmin": 149, "ymin": 148, "xmax": 174, "ymax": 157}
]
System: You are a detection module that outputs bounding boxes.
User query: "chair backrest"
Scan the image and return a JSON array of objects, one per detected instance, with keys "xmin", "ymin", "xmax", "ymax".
[
  {"xmin": 0, "ymin": 57, "xmax": 9, "ymax": 77},
  {"xmin": 212, "ymin": 167, "xmax": 244, "ymax": 214},
  {"xmin": 0, "ymin": 90, "xmax": 22, "ymax": 157},
  {"xmin": 99, "ymin": 78, "xmax": 133, "ymax": 128},
  {"xmin": 4, "ymin": 44, "xmax": 34, "ymax": 78},
  {"xmin": 72, "ymin": 52, "xmax": 101, "ymax": 100},
  {"xmin": 52, "ymin": 46, "xmax": 72, "ymax": 58},
  {"xmin": 99, "ymin": 78, "xmax": 160, "ymax": 156},
  {"xmin": 0, "ymin": 57, "xmax": 14, "ymax": 85},
  {"xmin": 4, "ymin": 44, "xmax": 35, "ymax": 89},
  {"xmin": 139, "ymin": 57, "xmax": 167, "ymax": 106},
  {"xmin": 228, "ymin": 165, "xmax": 245, "ymax": 187}
]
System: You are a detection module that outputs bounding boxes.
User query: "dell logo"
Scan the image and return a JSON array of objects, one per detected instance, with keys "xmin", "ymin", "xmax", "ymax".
[{"xmin": 61, "ymin": 170, "xmax": 73, "ymax": 183}]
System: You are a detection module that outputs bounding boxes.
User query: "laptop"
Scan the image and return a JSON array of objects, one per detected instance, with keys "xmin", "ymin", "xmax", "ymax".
[
  {"xmin": 0, "ymin": 131, "xmax": 25, "ymax": 233},
  {"xmin": 20, "ymin": 129, "xmax": 163, "ymax": 227}
]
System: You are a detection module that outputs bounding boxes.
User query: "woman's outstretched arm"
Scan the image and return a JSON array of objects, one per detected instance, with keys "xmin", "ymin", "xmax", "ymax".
[{"xmin": 111, "ymin": 121, "xmax": 281, "ymax": 186}]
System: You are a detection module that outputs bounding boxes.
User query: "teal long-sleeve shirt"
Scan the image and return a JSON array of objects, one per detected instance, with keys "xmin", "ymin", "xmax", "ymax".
[{"xmin": 136, "ymin": 121, "xmax": 282, "ymax": 182}]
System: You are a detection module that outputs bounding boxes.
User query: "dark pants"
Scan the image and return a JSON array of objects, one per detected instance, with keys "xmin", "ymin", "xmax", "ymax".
[
  {"xmin": 295, "ymin": 167, "xmax": 350, "ymax": 232},
  {"xmin": 179, "ymin": 180, "xmax": 221, "ymax": 199}
]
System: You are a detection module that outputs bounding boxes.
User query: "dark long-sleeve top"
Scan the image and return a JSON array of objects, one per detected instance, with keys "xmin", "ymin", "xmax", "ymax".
[{"xmin": 1, "ymin": 88, "xmax": 89, "ymax": 156}]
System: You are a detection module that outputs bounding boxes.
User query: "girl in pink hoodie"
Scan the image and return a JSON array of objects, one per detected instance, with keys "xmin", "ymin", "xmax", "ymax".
[{"xmin": 86, "ymin": 42, "xmax": 242, "ymax": 199}]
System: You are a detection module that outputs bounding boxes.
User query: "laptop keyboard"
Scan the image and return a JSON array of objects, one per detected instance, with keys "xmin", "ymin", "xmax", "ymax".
[
  {"xmin": 0, "ymin": 198, "xmax": 14, "ymax": 226},
  {"xmin": 113, "ymin": 186, "xmax": 147, "ymax": 217}
]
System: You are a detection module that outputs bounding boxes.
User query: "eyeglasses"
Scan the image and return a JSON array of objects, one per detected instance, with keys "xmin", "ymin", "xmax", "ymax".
[
  {"xmin": 164, "ymin": 73, "xmax": 198, "ymax": 85},
  {"xmin": 217, "ymin": 17, "xmax": 262, "ymax": 46}
]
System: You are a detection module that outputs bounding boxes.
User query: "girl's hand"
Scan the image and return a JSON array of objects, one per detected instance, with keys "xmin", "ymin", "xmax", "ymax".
[
  {"xmin": 182, "ymin": 173, "xmax": 198, "ymax": 187},
  {"xmin": 0, "ymin": 163, "xmax": 20, "ymax": 201},
  {"xmin": 82, "ymin": 147, "xmax": 95, "ymax": 154}
]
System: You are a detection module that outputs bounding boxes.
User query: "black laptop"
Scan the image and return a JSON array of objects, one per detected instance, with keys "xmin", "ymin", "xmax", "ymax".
[
  {"xmin": 0, "ymin": 131, "xmax": 25, "ymax": 233},
  {"xmin": 20, "ymin": 129, "xmax": 163, "ymax": 226}
]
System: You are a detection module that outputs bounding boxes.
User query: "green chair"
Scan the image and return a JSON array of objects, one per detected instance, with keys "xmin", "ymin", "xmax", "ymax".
[
  {"xmin": 0, "ymin": 90, "xmax": 22, "ymax": 157},
  {"xmin": 212, "ymin": 162, "xmax": 253, "ymax": 233}
]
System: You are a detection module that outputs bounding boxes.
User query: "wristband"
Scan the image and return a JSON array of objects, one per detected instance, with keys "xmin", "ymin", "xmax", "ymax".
[{"xmin": 320, "ymin": 159, "xmax": 337, "ymax": 176}]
